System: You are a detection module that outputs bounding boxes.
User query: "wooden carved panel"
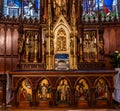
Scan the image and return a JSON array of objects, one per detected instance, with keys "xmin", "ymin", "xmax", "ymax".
[{"xmin": 0, "ymin": 58, "xmax": 4, "ymax": 74}]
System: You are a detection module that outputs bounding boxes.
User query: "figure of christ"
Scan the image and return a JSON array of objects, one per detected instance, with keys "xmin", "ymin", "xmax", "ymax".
[{"xmin": 60, "ymin": 80, "xmax": 69, "ymax": 101}]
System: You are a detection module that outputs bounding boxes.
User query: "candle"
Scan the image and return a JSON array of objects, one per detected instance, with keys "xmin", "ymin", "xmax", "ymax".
[
  {"xmin": 94, "ymin": 38, "xmax": 96, "ymax": 43},
  {"xmin": 86, "ymin": 34, "xmax": 88, "ymax": 39},
  {"xmin": 26, "ymin": 37, "xmax": 29, "ymax": 43},
  {"xmin": 35, "ymin": 34, "xmax": 37, "ymax": 39},
  {"xmin": 80, "ymin": 38, "xmax": 82, "ymax": 43}
]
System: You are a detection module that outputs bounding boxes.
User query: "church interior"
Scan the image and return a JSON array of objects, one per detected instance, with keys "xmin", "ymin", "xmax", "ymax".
[{"xmin": 0, "ymin": 0, "xmax": 120, "ymax": 110}]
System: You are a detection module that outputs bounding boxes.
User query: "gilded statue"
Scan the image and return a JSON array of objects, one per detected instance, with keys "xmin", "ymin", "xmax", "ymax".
[
  {"xmin": 53, "ymin": 0, "xmax": 68, "ymax": 17},
  {"xmin": 56, "ymin": 28, "xmax": 67, "ymax": 51},
  {"xmin": 18, "ymin": 35, "xmax": 25, "ymax": 55}
]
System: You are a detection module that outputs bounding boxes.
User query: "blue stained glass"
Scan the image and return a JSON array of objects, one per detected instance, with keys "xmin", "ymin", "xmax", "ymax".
[
  {"xmin": 104, "ymin": 0, "xmax": 114, "ymax": 11},
  {"xmin": 82, "ymin": 0, "xmax": 118, "ymax": 22},
  {"xmin": 35, "ymin": 0, "xmax": 39, "ymax": 11},
  {"xmin": 22, "ymin": 0, "xmax": 39, "ymax": 17},
  {"xmin": 4, "ymin": 0, "xmax": 40, "ymax": 19},
  {"xmin": 7, "ymin": 0, "xmax": 20, "ymax": 7},
  {"xmin": 83, "ymin": 0, "xmax": 89, "ymax": 12}
]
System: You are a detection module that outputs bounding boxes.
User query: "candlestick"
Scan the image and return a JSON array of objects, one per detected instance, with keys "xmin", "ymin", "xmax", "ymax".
[
  {"xmin": 86, "ymin": 34, "xmax": 88, "ymax": 39},
  {"xmin": 26, "ymin": 37, "xmax": 29, "ymax": 44},
  {"xmin": 94, "ymin": 38, "xmax": 96, "ymax": 43},
  {"xmin": 35, "ymin": 34, "xmax": 37, "ymax": 40},
  {"xmin": 80, "ymin": 38, "xmax": 82, "ymax": 44}
]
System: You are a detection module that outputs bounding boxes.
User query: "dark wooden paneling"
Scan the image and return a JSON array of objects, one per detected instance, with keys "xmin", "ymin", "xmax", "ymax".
[
  {"xmin": 0, "ymin": 28, "xmax": 5, "ymax": 55},
  {"xmin": 13, "ymin": 29, "xmax": 19, "ymax": 56},
  {"xmin": 0, "ymin": 84, "xmax": 3, "ymax": 106},
  {"xmin": 0, "ymin": 58, "xmax": 4, "ymax": 74},
  {"xmin": 6, "ymin": 29, "xmax": 12, "ymax": 55},
  {"xmin": 6, "ymin": 58, "xmax": 11, "ymax": 72},
  {"xmin": 104, "ymin": 28, "xmax": 110, "ymax": 54},
  {"xmin": 109, "ymin": 29, "xmax": 116, "ymax": 51},
  {"xmin": 116, "ymin": 29, "xmax": 120, "ymax": 51},
  {"xmin": 6, "ymin": 58, "xmax": 18, "ymax": 72},
  {"xmin": 12, "ymin": 58, "xmax": 19, "ymax": 70}
]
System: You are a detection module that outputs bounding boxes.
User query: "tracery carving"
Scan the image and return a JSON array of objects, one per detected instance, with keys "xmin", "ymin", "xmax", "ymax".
[{"xmin": 56, "ymin": 28, "xmax": 67, "ymax": 51}]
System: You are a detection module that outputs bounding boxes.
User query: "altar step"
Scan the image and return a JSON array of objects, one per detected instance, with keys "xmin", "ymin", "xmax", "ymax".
[{"xmin": 0, "ymin": 108, "xmax": 119, "ymax": 111}]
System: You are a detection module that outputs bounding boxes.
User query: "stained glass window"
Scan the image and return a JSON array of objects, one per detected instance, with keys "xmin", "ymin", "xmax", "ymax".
[
  {"xmin": 3, "ymin": 0, "xmax": 40, "ymax": 19},
  {"xmin": 82, "ymin": 0, "xmax": 119, "ymax": 22}
]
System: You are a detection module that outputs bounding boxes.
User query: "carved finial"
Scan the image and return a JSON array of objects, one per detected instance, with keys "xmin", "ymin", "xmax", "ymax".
[
  {"xmin": 48, "ymin": 0, "xmax": 52, "ymax": 25},
  {"xmin": 71, "ymin": 0, "xmax": 76, "ymax": 26}
]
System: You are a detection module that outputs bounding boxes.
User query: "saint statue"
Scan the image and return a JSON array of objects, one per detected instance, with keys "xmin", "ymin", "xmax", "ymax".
[{"xmin": 53, "ymin": 0, "xmax": 68, "ymax": 17}]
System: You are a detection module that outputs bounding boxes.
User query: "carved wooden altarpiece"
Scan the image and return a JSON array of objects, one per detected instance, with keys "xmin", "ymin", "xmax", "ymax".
[{"xmin": 8, "ymin": 0, "xmax": 116, "ymax": 109}]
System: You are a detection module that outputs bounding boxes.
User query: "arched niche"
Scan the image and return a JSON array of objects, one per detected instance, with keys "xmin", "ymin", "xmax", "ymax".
[
  {"xmin": 36, "ymin": 78, "xmax": 52, "ymax": 101},
  {"xmin": 17, "ymin": 78, "xmax": 32, "ymax": 102},
  {"xmin": 94, "ymin": 77, "xmax": 109, "ymax": 100},
  {"xmin": 75, "ymin": 78, "xmax": 90, "ymax": 107},
  {"xmin": 53, "ymin": 15, "xmax": 72, "ymax": 70},
  {"xmin": 56, "ymin": 78, "xmax": 71, "ymax": 105}
]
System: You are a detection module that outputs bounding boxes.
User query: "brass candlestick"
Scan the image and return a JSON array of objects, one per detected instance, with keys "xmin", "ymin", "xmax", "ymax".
[
  {"xmin": 86, "ymin": 49, "xmax": 90, "ymax": 62},
  {"xmin": 79, "ymin": 44, "xmax": 83, "ymax": 62},
  {"xmin": 25, "ymin": 38, "xmax": 29, "ymax": 62},
  {"xmin": 33, "ymin": 35, "xmax": 38, "ymax": 63},
  {"xmin": 94, "ymin": 43, "xmax": 98, "ymax": 62}
]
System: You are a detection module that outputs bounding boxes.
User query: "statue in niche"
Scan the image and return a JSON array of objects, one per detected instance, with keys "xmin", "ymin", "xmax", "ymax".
[
  {"xmin": 83, "ymin": 34, "xmax": 90, "ymax": 62},
  {"xmin": 56, "ymin": 29, "xmax": 66, "ymax": 51},
  {"xmin": 56, "ymin": 79, "xmax": 70, "ymax": 103},
  {"xmin": 53, "ymin": 0, "xmax": 68, "ymax": 18},
  {"xmin": 83, "ymin": 31, "xmax": 97, "ymax": 62},
  {"xmin": 18, "ymin": 35, "xmax": 25, "ymax": 55},
  {"xmin": 89, "ymin": 35, "xmax": 96, "ymax": 59}
]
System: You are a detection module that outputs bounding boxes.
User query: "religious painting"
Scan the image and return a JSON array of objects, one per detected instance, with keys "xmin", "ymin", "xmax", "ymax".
[
  {"xmin": 83, "ymin": 30, "xmax": 97, "ymax": 62},
  {"xmin": 17, "ymin": 79, "xmax": 32, "ymax": 101},
  {"xmin": 82, "ymin": 0, "xmax": 118, "ymax": 22},
  {"xmin": 95, "ymin": 78, "xmax": 108, "ymax": 100},
  {"xmin": 4, "ymin": 0, "xmax": 40, "ymax": 18},
  {"xmin": 37, "ymin": 79, "xmax": 51, "ymax": 101},
  {"xmin": 75, "ymin": 79, "xmax": 90, "ymax": 102},
  {"xmin": 56, "ymin": 79, "xmax": 70, "ymax": 104}
]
